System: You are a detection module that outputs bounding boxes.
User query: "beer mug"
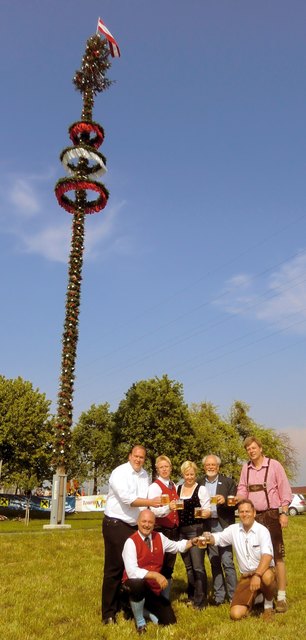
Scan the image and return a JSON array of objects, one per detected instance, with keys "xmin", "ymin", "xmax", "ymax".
[
  {"xmin": 197, "ymin": 536, "xmax": 207, "ymax": 549},
  {"xmin": 174, "ymin": 498, "xmax": 184, "ymax": 510}
]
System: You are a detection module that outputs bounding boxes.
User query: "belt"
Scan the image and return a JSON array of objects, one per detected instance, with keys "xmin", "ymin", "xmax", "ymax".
[
  {"xmin": 256, "ymin": 508, "xmax": 278, "ymax": 514},
  {"xmin": 104, "ymin": 514, "xmax": 137, "ymax": 528}
]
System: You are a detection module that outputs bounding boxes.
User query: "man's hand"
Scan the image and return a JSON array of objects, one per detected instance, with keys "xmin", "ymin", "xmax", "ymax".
[
  {"xmin": 216, "ymin": 494, "xmax": 225, "ymax": 505},
  {"xmin": 279, "ymin": 513, "xmax": 289, "ymax": 528},
  {"xmin": 250, "ymin": 574, "xmax": 261, "ymax": 592},
  {"xmin": 149, "ymin": 572, "xmax": 168, "ymax": 590},
  {"xmin": 149, "ymin": 496, "xmax": 162, "ymax": 508}
]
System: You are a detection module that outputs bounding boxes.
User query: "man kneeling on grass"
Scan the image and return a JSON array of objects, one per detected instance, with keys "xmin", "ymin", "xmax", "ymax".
[
  {"xmin": 122, "ymin": 509, "xmax": 197, "ymax": 633},
  {"xmin": 205, "ymin": 499, "xmax": 277, "ymax": 621}
]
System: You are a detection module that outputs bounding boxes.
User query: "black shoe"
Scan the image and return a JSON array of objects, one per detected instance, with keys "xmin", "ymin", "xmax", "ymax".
[
  {"xmin": 102, "ymin": 616, "xmax": 117, "ymax": 625},
  {"xmin": 193, "ymin": 602, "xmax": 207, "ymax": 610},
  {"xmin": 137, "ymin": 624, "xmax": 147, "ymax": 634}
]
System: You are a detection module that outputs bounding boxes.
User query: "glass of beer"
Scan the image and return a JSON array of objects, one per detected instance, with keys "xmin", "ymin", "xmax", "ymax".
[
  {"xmin": 194, "ymin": 506, "xmax": 203, "ymax": 518},
  {"xmin": 174, "ymin": 498, "xmax": 184, "ymax": 510},
  {"xmin": 197, "ymin": 536, "xmax": 207, "ymax": 549},
  {"xmin": 210, "ymin": 496, "xmax": 218, "ymax": 505},
  {"xmin": 161, "ymin": 494, "xmax": 170, "ymax": 505},
  {"xmin": 227, "ymin": 495, "xmax": 237, "ymax": 507}
]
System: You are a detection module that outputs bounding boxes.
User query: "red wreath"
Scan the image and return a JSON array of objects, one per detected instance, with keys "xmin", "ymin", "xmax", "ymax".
[
  {"xmin": 69, "ymin": 121, "xmax": 104, "ymax": 149},
  {"xmin": 55, "ymin": 178, "xmax": 109, "ymax": 214}
]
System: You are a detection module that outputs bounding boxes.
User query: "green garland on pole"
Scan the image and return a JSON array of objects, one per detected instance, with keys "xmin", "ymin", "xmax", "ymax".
[{"xmin": 53, "ymin": 34, "xmax": 114, "ymax": 469}]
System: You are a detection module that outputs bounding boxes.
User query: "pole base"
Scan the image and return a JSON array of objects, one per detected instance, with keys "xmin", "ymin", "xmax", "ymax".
[{"xmin": 43, "ymin": 524, "xmax": 71, "ymax": 530}]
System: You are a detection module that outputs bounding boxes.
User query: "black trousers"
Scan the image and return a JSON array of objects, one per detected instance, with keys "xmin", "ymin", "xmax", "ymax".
[
  {"xmin": 102, "ymin": 515, "xmax": 137, "ymax": 619},
  {"xmin": 154, "ymin": 526, "xmax": 179, "ymax": 579},
  {"xmin": 124, "ymin": 578, "xmax": 176, "ymax": 626}
]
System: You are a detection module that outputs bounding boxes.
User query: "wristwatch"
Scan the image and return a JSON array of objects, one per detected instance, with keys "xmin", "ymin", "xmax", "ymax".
[{"xmin": 278, "ymin": 508, "xmax": 288, "ymax": 515}]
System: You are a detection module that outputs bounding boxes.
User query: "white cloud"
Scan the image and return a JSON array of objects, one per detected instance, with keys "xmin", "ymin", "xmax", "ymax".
[
  {"xmin": 216, "ymin": 251, "xmax": 306, "ymax": 334},
  {"xmin": 8, "ymin": 178, "xmax": 40, "ymax": 216},
  {"xmin": 257, "ymin": 253, "xmax": 306, "ymax": 327},
  {"xmin": 22, "ymin": 203, "xmax": 127, "ymax": 263},
  {"xmin": 227, "ymin": 273, "xmax": 252, "ymax": 289},
  {"xmin": 22, "ymin": 222, "xmax": 71, "ymax": 263},
  {"xmin": 0, "ymin": 169, "xmax": 128, "ymax": 263}
]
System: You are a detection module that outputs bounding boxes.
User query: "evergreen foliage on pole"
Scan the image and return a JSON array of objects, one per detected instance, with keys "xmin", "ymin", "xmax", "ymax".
[{"xmin": 52, "ymin": 34, "xmax": 114, "ymax": 471}]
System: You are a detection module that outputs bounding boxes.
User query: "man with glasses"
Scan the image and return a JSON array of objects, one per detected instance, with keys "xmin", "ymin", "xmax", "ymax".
[{"xmin": 199, "ymin": 454, "xmax": 237, "ymax": 605}]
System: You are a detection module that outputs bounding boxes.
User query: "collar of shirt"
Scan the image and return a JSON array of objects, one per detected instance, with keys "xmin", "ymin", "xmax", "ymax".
[
  {"xmin": 238, "ymin": 521, "xmax": 257, "ymax": 535},
  {"xmin": 248, "ymin": 456, "xmax": 269, "ymax": 470},
  {"xmin": 138, "ymin": 532, "xmax": 151, "ymax": 545},
  {"xmin": 205, "ymin": 475, "xmax": 219, "ymax": 487},
  {"xmin": 128, "ymin": 461, "xmax": 146, "ymax": 476},
  {"xmin": 157, "ymin": 477, "xmax": 171, "ymax": 487}
]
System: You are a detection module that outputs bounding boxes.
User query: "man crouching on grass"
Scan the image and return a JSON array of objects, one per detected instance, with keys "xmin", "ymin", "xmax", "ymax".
[
  {"xmin": 122, "ymin": 509, "xmax": 198, "ymax": 633},
  {"xmin": 205, "ymin": 499, "xmax": 277, "ymax": 621}
]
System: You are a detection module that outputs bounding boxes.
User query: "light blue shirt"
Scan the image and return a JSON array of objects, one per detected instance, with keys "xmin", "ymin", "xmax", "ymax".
[{"xmin": 205, "ymin": 476, "xmax": 218, "ymax": 517}]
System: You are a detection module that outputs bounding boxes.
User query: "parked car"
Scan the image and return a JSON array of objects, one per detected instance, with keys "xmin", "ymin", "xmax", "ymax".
[{"xmin": 288, "ymin": 493, "xmax": 306, "ymax": 516}]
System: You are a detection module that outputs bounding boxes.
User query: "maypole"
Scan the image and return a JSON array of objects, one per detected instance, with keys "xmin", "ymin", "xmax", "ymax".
[{"xmin": 44, "ymin": 20, "xmax": 120, "ymax": 528}]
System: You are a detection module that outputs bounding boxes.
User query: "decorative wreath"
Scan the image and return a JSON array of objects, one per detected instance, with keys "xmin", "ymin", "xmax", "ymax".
[
  {"xmin": 69, "ymin": 121, "xmax": 105, "ymax": 149},
  {"xmin": 60, "ymin": 145, "xmax": 107, "ymax": 179},
  {"xmin": 55, "ymin": 178, "xmax": 109, "ymax": 214}
]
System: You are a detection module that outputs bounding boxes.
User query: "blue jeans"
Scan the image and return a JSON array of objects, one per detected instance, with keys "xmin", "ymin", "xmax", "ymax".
[
  {"xmin": 179, "ymin": 524, "xmax": 207, "ymax": 607},
  {"xmin": 208, "ymin": 520, "xmax": 237, "ymax": 603}
]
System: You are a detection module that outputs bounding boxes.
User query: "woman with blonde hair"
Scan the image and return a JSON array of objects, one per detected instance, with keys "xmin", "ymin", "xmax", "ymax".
[{"xmin": 177, "ymin": 461, "xmax": 211, "ymax": 609}]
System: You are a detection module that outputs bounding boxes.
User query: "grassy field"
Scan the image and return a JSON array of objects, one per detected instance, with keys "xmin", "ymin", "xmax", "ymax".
[{"xmin": 1, "ymin": 513, "xmax": 305, "ymax": 640}]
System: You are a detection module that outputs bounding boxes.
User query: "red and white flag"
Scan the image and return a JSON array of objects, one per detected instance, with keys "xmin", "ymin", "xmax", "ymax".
[{"xmin": 97, "ymin": 17, "xmax": 121, "ymax": 58}]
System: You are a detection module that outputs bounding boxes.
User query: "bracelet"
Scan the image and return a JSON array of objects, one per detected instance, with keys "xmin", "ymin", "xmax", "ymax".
[{"xmin": 279, "ymin": 510, "xmax": 288, "ymax": 516}]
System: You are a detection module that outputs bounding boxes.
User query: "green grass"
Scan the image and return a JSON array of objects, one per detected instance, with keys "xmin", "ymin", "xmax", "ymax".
[{"xmin": 1, "ymin": 514, "xmax": 305, "ymax": 640}]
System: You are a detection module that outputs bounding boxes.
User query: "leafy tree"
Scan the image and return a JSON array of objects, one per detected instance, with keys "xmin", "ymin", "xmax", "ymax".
[
  {"xmin": 70, "ymin": 403, "xmax": 113, "ymax": 493},
  {"xmin": 189, "ymin": 402, "xmax": 245, "ymax": 479},
  {"xmin": 113, "ymin": 375, "xmax": 194, "ymax": 479},
  {"xmin": 228, "ymin": 400, "xmax": 255, "ymax": 440},
  {"xmin": 0, "ymin": 375, "xmax": 53, "ymax": 492},
  {"xmin": 229, "ymin": 400, "xmax": 298, "ymax": 481}
]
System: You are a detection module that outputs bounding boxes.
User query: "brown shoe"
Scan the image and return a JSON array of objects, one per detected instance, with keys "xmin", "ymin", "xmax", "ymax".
[
  {"xmin": 275, "ymin": 599, "xmax": 288, "ymax": 613},
  {"xmin": 261, "ymin": 609, "xmax": 275, "ymax": 621},
  {"xmin": 137, "ymin": 625, "xmax": 147, "ymax": 634}
]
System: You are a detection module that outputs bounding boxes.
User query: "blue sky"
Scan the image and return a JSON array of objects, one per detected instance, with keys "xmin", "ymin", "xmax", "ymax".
[{"xmin": 1, "ymin": 1, "xmax": 305, "ymax": 483}]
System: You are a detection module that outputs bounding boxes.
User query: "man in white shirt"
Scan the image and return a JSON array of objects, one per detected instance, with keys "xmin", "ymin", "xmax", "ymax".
[
  {"xmin": 122, "ymin": 509, "xmax": 197, "ymax": 633},
  {"xmin": 102, "ymin": 445, "xmax": 161, "ymax": 625},
  {"xmin": 206, "ymin": 499, "xmax": 277, "ymax": 621}
]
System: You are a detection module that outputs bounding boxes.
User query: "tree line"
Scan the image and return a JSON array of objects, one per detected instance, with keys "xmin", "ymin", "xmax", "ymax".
[{"xmin": 0, "ymin": 373, "xmax": 298, "ymax": 494}]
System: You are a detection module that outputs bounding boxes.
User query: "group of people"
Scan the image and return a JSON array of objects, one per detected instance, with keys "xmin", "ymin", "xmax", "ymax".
[{"xmin": 101, "ymin": 436, "xmax": 292, "ymax": 632}]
